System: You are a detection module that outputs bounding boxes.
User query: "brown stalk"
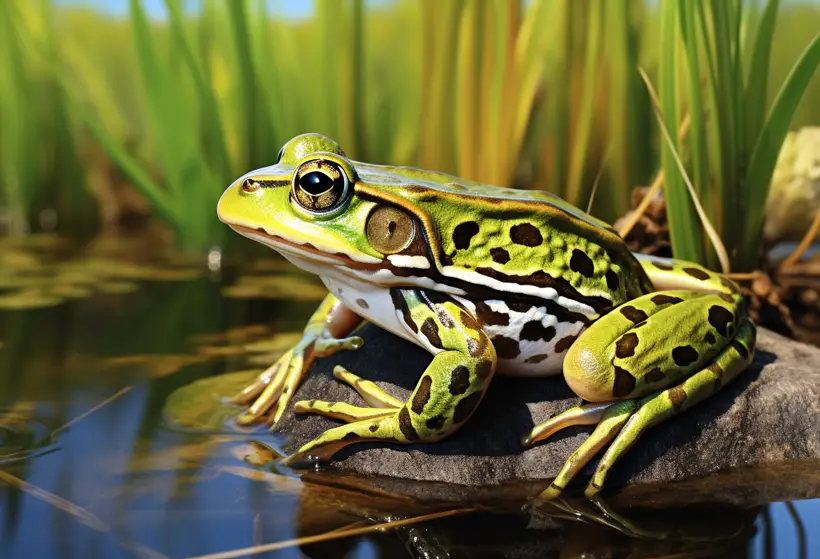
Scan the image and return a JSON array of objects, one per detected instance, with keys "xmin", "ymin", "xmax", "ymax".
[
  {"xmin": 782, "ymin": 209, "xmax": 820, "ymax": 268},
  {"xmin": 617, "ymin": 113, "xmax": 691, "ymax": 239},
  {"xmin": 183, "ymin": 507, "xmax": 478, "ymax": 559}
]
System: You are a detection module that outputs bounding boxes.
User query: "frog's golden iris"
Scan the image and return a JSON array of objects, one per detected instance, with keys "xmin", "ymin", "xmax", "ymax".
[{"xmin": 217, "ymin": 132, "xmax": 756, "ymax": 499}]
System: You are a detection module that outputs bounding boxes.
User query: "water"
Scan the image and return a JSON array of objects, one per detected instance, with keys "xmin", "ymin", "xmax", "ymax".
[{"xmin": 0, "ymin": 236, "xmax": 817, "ymax": 558}]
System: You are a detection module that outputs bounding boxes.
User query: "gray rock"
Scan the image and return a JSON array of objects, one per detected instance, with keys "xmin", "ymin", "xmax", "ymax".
[{"xmin": 277, "ymin": 325, "xmax": 820, "ymax": 504}]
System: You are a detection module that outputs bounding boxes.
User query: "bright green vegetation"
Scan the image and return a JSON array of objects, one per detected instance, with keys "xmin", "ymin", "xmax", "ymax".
[
  {"xmin": 0, "ymin": 0, "xmax": 818, "ymax": 265},
  {"xmin": 656, "ymin": 0, "xmax": 820, "ymax": 272}
]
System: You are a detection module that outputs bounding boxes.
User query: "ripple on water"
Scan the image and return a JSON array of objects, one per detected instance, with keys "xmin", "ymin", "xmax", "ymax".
[{"xmin": 0, "ymin": 409, "xmax": 57, "ymax": 464}]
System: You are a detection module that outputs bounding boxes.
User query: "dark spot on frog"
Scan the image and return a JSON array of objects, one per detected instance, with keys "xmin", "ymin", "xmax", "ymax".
[
  {"xmin": 672, "ymin": 345, "xmax": 699, "ymax": 367},
  {"xmin": 453, "ymin": 221, "xmax": 480, "ymax": 250},
  {"xmin": 411, "ymin": 375, "xmax": 433, "ymax": 413},
  {"xmin": 492, "ymin": 335, "xmax": 521, "ymax": 359},
  {"xmin": 620, "ymin": 305, "xmax": 648, "ymax": 324},
  {"xmin": 569, "ymin": 249, "xmax": 595, "ymax": 278},
  {"xmin": 554, "ymin": 334, "xmax": 578, "ymax": 353},
  {"xmin": 669, "ymin": 386, "xmax": 687, "ymax": 408},
  {"xmin": 615, "ymin": 332, "xmax": 639, "ymax": 358},
  {"xmin": 453, "ymin": 391, "xmax": 483, "ymax": 424},
  {"xmin": 644, "ymin": 367, "xmax": 665, "ymax": 383},
  {"xmin": 475, "ymin": 359, "xmax": 494, "ymax": 379},
  {"xmin": 720, "ymin": 277, "xmax": 737, "ymax": 290},
  {"xmin": 651, "ymin": 294, "xmax": 683, "ymax": 305},
  {"xmin": 474, "ymin": 301, "xmax": 509, "ymax": 326},
  {"xmin": 398, "ymin": 408, "xmax": 420, "ymax": 440},
  {"xmin": 731, "ymin": 339, "xmax": 750, "ymax": 361},
  {"xmin": 490, "ymin": 247, "xmax": 511, "ymax": 264},
  {"xmin": 421, "ymin": 318, "xmax": 444, "ymax": 349},
  {"xmin": 613, "ymin": 366, "xmax": 636, "ymax": 397},
  {"xmin": 426, "ymin": 415, "xmax": 446, "ymax": 431},
  {"xmin": 342, "ymin": 432, "xmax": 362, "ymax": 441},
  {"xmin": 390, "ymin": 289, "xmax": 418, "ymax": 333},
  {"xmin": 606, "ymin": 269, "xmax": 620, "ymax": 291},
  {"xmin": 683, "ymin": 267, "xmax": 711, "ymax": 281},
  {"xmin": 708, "ymin": 362, "xmax": 725, "ymax": 378},
  {"xmin": 652, "ymin": 261, "xmax": 675, "ymax": 271},
  {"xmin": 525, "ymin": 353, "xmax": 549, "ymax": 364},
  {"xmin": 506, "ymin": 300, "xmax": 534, "ymax": 313},
  {"xmin": 520, "ymin": 321, "xmax": 556, "ymax": 342},
  {"xmin": 509, "ymin": 223, "xmax": 543, "ymax": 247},
  {"xmin": 705, "ymin": 332, "xmax": 717, "ymax": 345},
  {"xmin": 718, "ymin": 292, "xmax": 734, "ymax": 304},
  {"xmin": 448, "ymin": 365, "xmax": 470, "ymax": 395},
  {"xmin": 708, "ymin": 305, "xmax": 734, "ymax": 337},
  {"xmin": 356, "ymin": 298, "xmax": 369, "ymax": 309}
]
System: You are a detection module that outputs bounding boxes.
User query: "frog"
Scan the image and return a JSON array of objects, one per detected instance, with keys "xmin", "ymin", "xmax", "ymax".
[{"xmin": 216, "ymin": 133, "xmax": 757, "ymax": 499}]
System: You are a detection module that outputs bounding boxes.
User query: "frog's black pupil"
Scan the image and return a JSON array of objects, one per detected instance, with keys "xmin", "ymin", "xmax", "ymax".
[{"xmin": 299, "ymin": 172, "xmax": 334, "ymax": 195}]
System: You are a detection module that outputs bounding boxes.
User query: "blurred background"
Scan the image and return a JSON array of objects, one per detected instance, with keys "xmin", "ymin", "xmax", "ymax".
[{"xmin": 1, "ymin": 1, "xmax": 820, "ymax": 558}]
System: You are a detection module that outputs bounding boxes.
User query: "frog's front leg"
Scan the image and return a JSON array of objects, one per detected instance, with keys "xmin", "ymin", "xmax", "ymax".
[
  {"xmin": 524, "ymin": 264, "xmax": 757, "ymax": 499},
  {"xmin": 233, "ymin": 293, "xmax": 364, "ymax": 426},
  {"xmin": 283, "ymin": 288, "xmax": 497, "ymax": 465}
]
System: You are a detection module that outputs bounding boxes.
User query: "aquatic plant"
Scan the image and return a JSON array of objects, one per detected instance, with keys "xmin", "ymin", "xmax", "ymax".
[{"xmin": 655, "ymin": 0, "xmax": 820, "ymax": 272}]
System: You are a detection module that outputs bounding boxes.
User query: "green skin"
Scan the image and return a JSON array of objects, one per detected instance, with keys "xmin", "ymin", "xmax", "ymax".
[{"xmin": 217, "ymin": 133, "xmax": 757, "ymax": 499}]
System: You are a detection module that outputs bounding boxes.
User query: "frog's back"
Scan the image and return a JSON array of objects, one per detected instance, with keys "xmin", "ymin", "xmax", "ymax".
[{"xmin": 355, "ymin": 161, "xmax": 652, "ymax": 319}]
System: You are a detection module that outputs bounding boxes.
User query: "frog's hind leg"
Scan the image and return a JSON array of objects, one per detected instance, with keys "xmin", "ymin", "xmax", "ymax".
[
  {"xmin": 526, "ymin": 260, "xmax": 756, "ymax": 499},
  {"xmin": 282, "ymin": 288, "xmax": 497, "ymax": 466},
  {"xmin": 531, "ymin": 318, "xmax": 755, "ymax": 499},
  {"xmin": 584, "ymin": 318, "xmax": 756, "ymax": 496}
]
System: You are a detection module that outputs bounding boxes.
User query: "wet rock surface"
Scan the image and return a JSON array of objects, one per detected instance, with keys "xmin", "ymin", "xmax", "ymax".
[{"xmin": 277, "ymin": 325, "xmax": 820, "ymax": 501}]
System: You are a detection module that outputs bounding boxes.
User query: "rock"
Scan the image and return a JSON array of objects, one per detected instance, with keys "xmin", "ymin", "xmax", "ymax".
[{"xmin": 276, "ymin": 326, "xmax": 820, "ymax": 504}]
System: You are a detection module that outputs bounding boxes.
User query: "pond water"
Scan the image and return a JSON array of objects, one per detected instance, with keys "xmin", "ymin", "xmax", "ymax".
[{"xmin": 0, "ymin": 235, "xmax": 818, "ymax": 559}]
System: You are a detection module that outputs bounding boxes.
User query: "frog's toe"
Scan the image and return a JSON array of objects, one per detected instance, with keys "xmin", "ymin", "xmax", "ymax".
[
  {"xmin": 314, "ymin": 335, "xmax": 364, "ymax": 357},
  {"xmin": 522, "ymin": 401, "xmax": 614, "ymax": 447},
  {"xmin": 282, "ymin": 412, "xmax": 405, "ymax": 467},
  {"xmin": 293, "ymin": 399, "xmax": 396, "ymax": 422},
  {"xmin": 538, "ymin": 482, "xmax": 566, "ymax": 500},
  {"xmin": 331, "ymin": 365, "xmax": 403, "ymax": 408}
]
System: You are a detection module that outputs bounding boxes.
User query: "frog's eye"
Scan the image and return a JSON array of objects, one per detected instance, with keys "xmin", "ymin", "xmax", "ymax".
[
  {"xmin": 291, "ymin": 159, "xmax": 350, "ymax": 214},
  {"xmin": 366, "ymin": 205, "xmax": 415, "ymax": 254}
]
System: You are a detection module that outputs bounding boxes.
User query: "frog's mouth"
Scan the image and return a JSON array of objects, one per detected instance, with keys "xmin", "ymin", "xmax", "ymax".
[{"xmin": 229, "ymin": 224, "xmax": 380, "ymax": 270}]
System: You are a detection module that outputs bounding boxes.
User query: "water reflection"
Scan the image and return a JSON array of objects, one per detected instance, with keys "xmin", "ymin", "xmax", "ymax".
[{"xmin": 0, "ymin": 238, "xmax": 817, "ymax": 558}]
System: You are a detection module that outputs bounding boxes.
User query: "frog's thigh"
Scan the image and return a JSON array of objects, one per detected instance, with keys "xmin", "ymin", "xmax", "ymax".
[
  {"xmin": 284, "ymin": 289, "xmax": 497, "ymax": 464},
  {"xmin": 563, "ymin": 290, "xmax": 742, "ymax": 402}
]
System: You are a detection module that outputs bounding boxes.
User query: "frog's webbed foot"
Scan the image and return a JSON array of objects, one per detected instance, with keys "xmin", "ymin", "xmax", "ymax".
[
  {"xmin": 233, "ymin": 294, "xmax": 363, "ymax": 427},
  {"xmin": 527, "ymin": 317, "xmax": 756, "ymax": 500}
]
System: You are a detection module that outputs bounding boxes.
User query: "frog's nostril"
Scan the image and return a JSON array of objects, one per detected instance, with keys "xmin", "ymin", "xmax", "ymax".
[{"xmin": 242, "ymin": 179, "xmax": 260, "ymax": 193}]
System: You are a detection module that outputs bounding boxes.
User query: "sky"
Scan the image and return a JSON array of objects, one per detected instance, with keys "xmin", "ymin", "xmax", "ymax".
[
  {"xmin": 54, "ymin": 0, "xmax": 396, "ymax": 20},
  {"xmin": 55, "ymin": 0, "xmax": 820, "ymax": 16}
]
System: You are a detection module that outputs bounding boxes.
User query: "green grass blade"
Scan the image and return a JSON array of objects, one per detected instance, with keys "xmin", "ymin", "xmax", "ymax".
[
  {"xmin": 744, "ymin": 0, "xmax": 779, "ymax": 144},
  {"xmin": 679, "ymin": 0, "xmax": 712, "ymax": 228},
  {"xmin": 164, "ymin": 0, "xmax": 232, "ymax": 181},
  {"xmin": 225, "ymin": 0, "xmax": 264, "ymax": 170},
  {"xmin": 741, "ymin": 32, "xmax": 820, "ymax": 266},
  {"xmin": 565, "ymin": 0, "xmax": 602, "ymax": 206},
  {"xmin": 659, "ymin": 0, "xmax": 704, "ymax": 263},
  {"xmin": 455, "ymin": 0, "xmax": 482, "ymax": 179}
]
